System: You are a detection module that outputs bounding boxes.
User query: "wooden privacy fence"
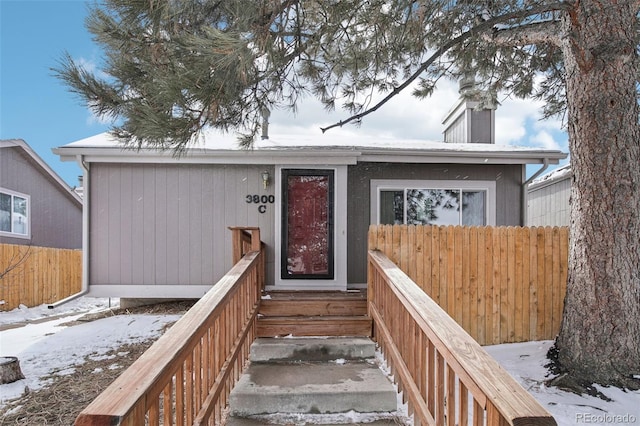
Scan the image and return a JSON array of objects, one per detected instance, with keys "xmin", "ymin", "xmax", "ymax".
[
  {"xmin": 0, "ymin": 243, "xmax": 82, "ymax": 311},
  {"xmin": 368, "ymin": 225, "xmax": 568, "ymax": 345},
  {"xmin": 368, "ymin": 250, "xmax": 556, "ymax": 426}
]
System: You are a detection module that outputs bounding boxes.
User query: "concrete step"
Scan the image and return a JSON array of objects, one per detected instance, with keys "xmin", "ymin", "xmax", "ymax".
[
  {"xmin": 229, "ymin": 360, "xmax": 397, "ymax": 416},
  {"xmin": 228, "ymin": 338, "xmax": 399, "ymax": 422},
  {"xmin": 226, "ymin": 417, "xmax": 403, "ymax": 425},
  {"xmin": 250, "ymin": 337, "xmax": 376, "ymax": 362}
]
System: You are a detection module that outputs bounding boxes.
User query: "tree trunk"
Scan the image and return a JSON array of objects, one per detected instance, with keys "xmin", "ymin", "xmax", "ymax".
[
  {"xmin": 0, "ymin": 357, "xmax": 25, "ymax": 384},
  {"xmin": 556, "ymin": 0, "xmax": 640, "ymax": 388}
]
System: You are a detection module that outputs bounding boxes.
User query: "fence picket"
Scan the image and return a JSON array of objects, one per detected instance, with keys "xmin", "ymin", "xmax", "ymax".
[{"xmin": 464, "ymin": 227, "xmax": 474, "ymax": 339}]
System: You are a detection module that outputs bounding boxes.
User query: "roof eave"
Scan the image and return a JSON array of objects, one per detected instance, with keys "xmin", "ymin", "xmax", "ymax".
[
  {"xmin": 53, "ymin": 145, "xmax": 567, "ymax": 166},
  {"xmin": 2, "ymin": 139, "xmax": 82, "ymax": 206},
  {"xmin": 359, "ymin": 149, "xmax": 567, "ymax": 165}
]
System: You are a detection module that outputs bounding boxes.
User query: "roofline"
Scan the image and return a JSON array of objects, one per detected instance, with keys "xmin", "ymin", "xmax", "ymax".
[
  {"xmin": 53, "ymin": 145, "xmax": 567, "ymax": 166},
  {"xmin": 528, "ymin": 164, "xmax": 573, "ymax": 191},
  {"xmin": 1, "ymin": 139, "xmax": 82, "ymax": 206}
]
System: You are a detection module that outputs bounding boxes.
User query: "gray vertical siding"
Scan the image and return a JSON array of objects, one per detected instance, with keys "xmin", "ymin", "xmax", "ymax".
[
  {"xmin": 444, "ymin": 109, "xmax": 493, "ymax": 144},
  {"xmin": 0, "ymin": 147, "xmax": 82, "ymax": 249},
  {"xmin": 346, "ymin": 162, "xmax": 524, "ymax": 284},
  {"xmin": 527, "ymin": 176, "xmax": 571, "ymax": 226},
  {"xmin": 89, "ymin": 163, "xmax": 275, "ymax": 290},
  {"xmin": 469, "ymin": 110, "xmax": 493, "ymax": 143},
  {"xmin": 88, "ymin": 160, "xmax": 525, "ymax": 292}
]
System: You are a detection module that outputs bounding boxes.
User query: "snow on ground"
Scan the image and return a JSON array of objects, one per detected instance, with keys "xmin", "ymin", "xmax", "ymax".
[
  {"xmin": 485, "ymin": 341, "xmax": 639, "ymax": 425},
  {"xmin": 1, "ymin": 297, "xmax": 638, "ymax": 425},
  {"xmin": 0, "ymin": 297, "xmax": 181, "ymax": 404}
]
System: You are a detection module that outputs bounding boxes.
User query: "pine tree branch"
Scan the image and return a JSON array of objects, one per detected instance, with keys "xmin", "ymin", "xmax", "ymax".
[
  {"xmin": 490, "ymin": 19, "xmax": 563, "ymax": 47},
  {"xmin": 320, "ymin": 2, "xmax": 571, "ymax": 133}
]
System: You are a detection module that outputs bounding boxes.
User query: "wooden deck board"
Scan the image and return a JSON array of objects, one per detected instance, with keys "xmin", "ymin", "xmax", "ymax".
[
  {"xmin": 263, "ymin": 290, "xmax": 367, "ymax": 300},
  {"xmin": 257, "ymin": 290, "xmax": 372, "ymax": 337},
  {"xmin": 257, "ymin": 316, "xmax": 372, "ymax": 337},
  {"xmin": 260, "ymin": 299, "xmax": 367, "ymax": 317}
]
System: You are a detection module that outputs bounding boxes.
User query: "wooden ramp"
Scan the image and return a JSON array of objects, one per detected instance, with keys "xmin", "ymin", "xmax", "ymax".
[{"xmin": 257, "ymin": 290, "xmax": 372, "ymax": 337}]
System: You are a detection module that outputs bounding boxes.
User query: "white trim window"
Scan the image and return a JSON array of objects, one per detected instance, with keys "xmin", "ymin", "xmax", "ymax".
[
  {"xmin": 371, "ymin": 180, "xmax": 496, "ymax": 226},
  {"xmin": 0, "ymin": 188, "xmax": 30, "ymax": 238}
]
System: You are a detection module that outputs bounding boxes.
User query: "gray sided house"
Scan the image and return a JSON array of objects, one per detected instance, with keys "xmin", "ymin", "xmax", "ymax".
[
  {"xmin": 527, "ymin": 164, "xmax": 572, "ymax": 227},
  {"xmin": 1, "ymin": 139, "xmax": 82, "ymax": 249},
  {"xmin": 54, "ymin": 116, "xmax": 566, "ymax": 300}
]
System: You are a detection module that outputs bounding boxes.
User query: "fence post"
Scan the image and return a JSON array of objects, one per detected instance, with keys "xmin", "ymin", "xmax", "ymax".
[
  {"xmin": 228, "ymin": 227, "xmax": 264, "ymax": 288},
  {"xmin": 229, "ymin": 227, "xmax": 244, "ymax": 265}
]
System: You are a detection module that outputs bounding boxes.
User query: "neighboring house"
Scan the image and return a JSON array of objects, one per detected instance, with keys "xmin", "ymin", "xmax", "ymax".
[
  {"xmin": 0, "ymin": 139, "xmax": 82, "ymax": 249},
  {"xmin": 527, "ymin": 163, "xmax": 572, "ymax": 227},
  {"xmin": 53, "ymin": 91, "xmax": 566, "ymax": 301}
]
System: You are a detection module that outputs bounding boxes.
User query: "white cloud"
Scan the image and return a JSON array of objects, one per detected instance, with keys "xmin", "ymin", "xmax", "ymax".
[
  {"xmin": 530, "ymin": 130, "xmax": 563, "ymax": 150},
  {"xmin": 77, "ymin": 66, "xmax": 568, "ymax": 155},
  {"xmin": 270, "ymin": 79, "xmax": 460, "ymax": 141},
  {"xmin": 270, "ymin": 79, "xmax": 568, "ymax": 154}
]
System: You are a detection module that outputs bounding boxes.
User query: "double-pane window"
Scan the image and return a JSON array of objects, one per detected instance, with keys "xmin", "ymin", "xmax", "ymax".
[
  {"xmin": 372, "ymin": 180, "xmax": 496, "ymax": 226},
  {"xmin": 380, "ymin": 189, "xmax": 486, "ymax": 225},
  {"xmin": 0, "ymin": 189, "xmax": 29, "ymax": 237}
]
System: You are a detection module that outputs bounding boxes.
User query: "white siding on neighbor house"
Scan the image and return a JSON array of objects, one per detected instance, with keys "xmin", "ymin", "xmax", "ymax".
[
  {"xmin": 527, "ymin": 174, "xmax": 571, "ymax": 226},
  {"xmin": 89, "ymin": 163, "xmax": 275, "ymax": 297}
]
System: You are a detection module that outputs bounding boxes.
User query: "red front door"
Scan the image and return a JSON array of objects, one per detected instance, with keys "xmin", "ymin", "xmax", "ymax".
[{"xmin": 282, "ymin": 170, "xmax": 334, "ymax": 280}]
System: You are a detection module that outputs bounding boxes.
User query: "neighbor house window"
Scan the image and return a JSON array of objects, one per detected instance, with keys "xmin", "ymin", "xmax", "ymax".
[
  {"xmin": 0, "ymin": 188, "xmax": 30, "ymax": 237},
  {"xmin": 372, "ymin": 180, "xmax": 496, "ymax": 226}
]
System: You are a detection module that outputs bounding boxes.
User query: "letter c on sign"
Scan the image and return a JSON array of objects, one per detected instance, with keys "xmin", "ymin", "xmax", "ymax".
[{"xmin": 258, "ymin": 205, "xmax": 267, "ymax": 214}]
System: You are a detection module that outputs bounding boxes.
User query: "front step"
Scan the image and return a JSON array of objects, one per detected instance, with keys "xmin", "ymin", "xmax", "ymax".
[
  {"xmin": 257, "ymin": 316, "xmax": 372, "ymax": 337},
  {"xmin": 229, "ymin": 362, "xmax": 397, "ymax": 416},
  {"xmin": 226, "ymin": 419, "xmax": 401, "ymax": 425},
  {"xmin": 257, "ymin": 291, "xmax": 372, "ymax": 337},
  {"xmin": 227, "ymin": 338, "xmax": 400, "ymax": 424},
  {"xmin": 259, "ymin": 293, "xmax": 368, "ymax": 317},
  {"xmin": 250, "ymin": 337, "xmax": 375, "ymax": 362}
]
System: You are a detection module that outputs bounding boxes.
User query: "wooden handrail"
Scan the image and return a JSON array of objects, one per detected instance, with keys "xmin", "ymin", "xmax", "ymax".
[
  {"xmin": 75, "ymin": 249, "xmax": 263, "ymax": 426},
  {"xmin": 368, "ymin": 249, "xmax": 556, "ymax": 426}
]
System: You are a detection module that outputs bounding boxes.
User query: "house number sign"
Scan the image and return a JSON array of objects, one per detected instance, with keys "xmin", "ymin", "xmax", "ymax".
[{"xmin": 246, "ymin": 194, "xmax": 275, "ymax": 213}]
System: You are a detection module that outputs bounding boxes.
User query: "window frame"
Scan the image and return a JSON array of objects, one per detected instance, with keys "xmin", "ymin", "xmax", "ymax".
[
  {"xmin": 0, "ymin": 187, "xmax": 31, "ymax": 239},
  {"xmin": 370, "ymin": 179, "xmax": 496, "ymax": 226}
]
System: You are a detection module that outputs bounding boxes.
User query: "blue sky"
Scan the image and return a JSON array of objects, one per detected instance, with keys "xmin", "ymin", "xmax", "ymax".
[
  {"xmin": 1, "ymin": 1, "xmax": 110, "ymax": 186},
  {"xmin": 1, "ymin": 1, "xmax": 569, "ymax": 187}
]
